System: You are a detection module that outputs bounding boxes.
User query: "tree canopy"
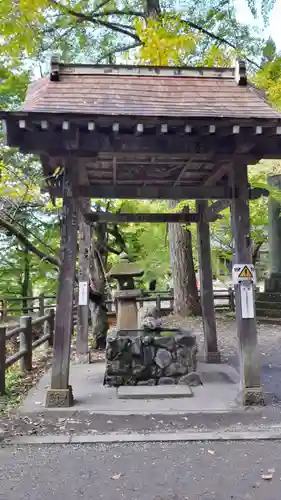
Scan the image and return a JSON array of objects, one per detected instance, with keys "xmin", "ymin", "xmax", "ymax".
[{"xmin": 0, "ymin": 0, "xmax": 281, "ymax": 306}]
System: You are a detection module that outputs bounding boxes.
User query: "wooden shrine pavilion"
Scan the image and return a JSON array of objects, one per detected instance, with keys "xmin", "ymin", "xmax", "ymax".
[{"xmin": 2, "ymin": 58, "xmax": 281, "ymax": 407}]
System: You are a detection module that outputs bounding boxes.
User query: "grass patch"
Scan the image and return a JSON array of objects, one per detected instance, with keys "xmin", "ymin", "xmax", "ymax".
[
  {"xmin": 0, "ymin": 350, "xmax": 52, "ymax": 417},
  {"xmin": 0, "ymin": 368, "xmax": 24, "ymax": 415}
]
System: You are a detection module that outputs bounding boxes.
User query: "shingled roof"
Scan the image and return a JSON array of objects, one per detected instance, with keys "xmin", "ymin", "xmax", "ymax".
[
  {"xmin": 2, "ymin": 60, "xmax": 281, "ymax": 201},
  {"xmin": 21, "ymin": 61, "xmax": 281, "ymax": 120}
]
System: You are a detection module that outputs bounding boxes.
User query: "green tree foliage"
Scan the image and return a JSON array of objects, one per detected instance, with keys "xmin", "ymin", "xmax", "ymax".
[
  {"xmin": 0, "ymin": 0, "xmax": 280, "ymax": 305},
  {"xmin": 0, "ymin": 0, "xmax": 276, "ymax": 65},
  {"xmin": 209, "ymin": 162, "xmax": 281, "ymax": 278},
  {"xmin": 255, "ymin": 42, "xmax": 281, "ymax": 109}
]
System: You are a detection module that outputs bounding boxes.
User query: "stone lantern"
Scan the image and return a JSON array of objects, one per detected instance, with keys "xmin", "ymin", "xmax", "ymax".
[{"xmin": 108, "ymin": 254, "xmax": 144, "ymax": 330}]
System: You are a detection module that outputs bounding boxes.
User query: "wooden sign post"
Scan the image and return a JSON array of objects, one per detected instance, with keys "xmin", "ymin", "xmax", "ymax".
[{"xmin": 231, "ymin": 165, "xmax": 264, "ymax": 405}]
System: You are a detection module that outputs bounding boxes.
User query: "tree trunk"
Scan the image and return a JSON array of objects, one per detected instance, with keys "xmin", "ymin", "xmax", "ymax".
[
  {"xmin": 168, "ymin": 201, "xmax": 200, "ymax": 316},
  {"xmin": 22, "ymin": 245, "xmax": 30, "ymax": 315},
  {"xmin": 89, "ymin": 242, "xmax": 109, "ymax": 349},
  {"xmin": 252, "ymin": 241, "xmax": 265, "ymax": 266}
]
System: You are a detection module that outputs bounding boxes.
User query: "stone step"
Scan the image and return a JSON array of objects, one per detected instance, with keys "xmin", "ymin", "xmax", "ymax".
[
  {"xmin": 255, "ymin": 300, "xmax": 281, "ymax": 310},
  {"xmin": 256, "ymin": 308, "xmax": 281, "ymax": 318},
  {"xmin": 256, "ymin": 316, "xmax": 281, "ymax": 325},
  {"xmin": 256, "ymin": 292, "xmax": 281, "ymax": 303},
  {"xmin": 117, "ymin": 385, "xmax": 193, "ymax": 399}
]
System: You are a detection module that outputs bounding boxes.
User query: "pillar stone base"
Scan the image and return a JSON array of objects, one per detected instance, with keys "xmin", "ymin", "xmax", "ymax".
[
  {"xmin": 239, "ymin": 387, "xmax": 265, "ymax": 406},
  {"xmin": 205, "ymin": 351, "xmax": 221, "ymax": 363},
  {"xmin": 265, "ymin": 273, "xmax": 281, "ymax": 293},
  {"xmin": 74, "ymin": 353, "xmax": 90, "ymax": 364},
  {"xmin": 45, "ymin": 385, "xmax": 74, "ymax": 408}
]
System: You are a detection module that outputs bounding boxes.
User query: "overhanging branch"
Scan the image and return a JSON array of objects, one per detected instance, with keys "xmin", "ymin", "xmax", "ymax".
[
  {"xmin": 49, "ymin": 0, "xmax": 140, "ymax": 41},
  {"xmin": 181, "ymin": 19, "xmax": 261, "ymax": 69},
  {"xmin": 0, "ymin": 216, "xmax": 60, "ymax": 268},
  {"xmin": 97, "ymin": 41, "xmax": 142, "ymax": 63},
  {"xmin": 47, "ymin": 0, "xmax": 261, "ymax": 67}
]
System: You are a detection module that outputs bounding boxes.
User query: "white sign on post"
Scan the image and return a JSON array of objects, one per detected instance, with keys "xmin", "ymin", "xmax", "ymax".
[
  {"xmin": 240, "ymin": 281, "xmax": 255, "ymax": 319},
  {"xmin": 232, "ymin": 264, "xmax": 256, "ymax": 285},
  {"xmin": 78, "ymin": 281, "xmax": 88, "ymax": 306}
]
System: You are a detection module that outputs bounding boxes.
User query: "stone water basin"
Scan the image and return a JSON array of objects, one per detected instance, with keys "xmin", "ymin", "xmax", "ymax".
[{"xmin": 104, "ymin": 328, "xmax": 198, "ymax": 387}]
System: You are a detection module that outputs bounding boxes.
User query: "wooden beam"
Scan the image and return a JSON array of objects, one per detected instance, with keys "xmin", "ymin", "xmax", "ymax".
[
  {"xmin": 204, "ymin": 162, "xmax": 232, "ymax": 186},
  {"xmin": 230, "ymin": 164, "xmax": 263, "ymax": 405},
  {"xmin": 76, "ymin": 199, "xmax": 91, "ymax": 363},
  {"xmin": 45, "ymin": 161, "xmax": 78, "ymax": 408},
  {"xmin": 204, "ymin": 187, "xmax": 269, "ymax": 222},
  {"xmin": 2, "ymin": 112, "xmax": 281, "ymax": 136},
  {"xmin": 84, "ymin": 212, "xmax": 200, "ymax": 224},
  {"xmin": 173, "ymin": 160, "xmax": 193, "ymax": 186},
  {"xmin": 8, "ymin": 127, "xmax": 259, "ymax": 156},
  {"xmin": 204, "ymin": 200, "xmax": 231, "ymax": 222},
  {"xmin": 45, "ymin": 184, "xmax": 233, "ymax": 200},
  {"xmin": 249, "ymin": 187, "xmax": 269, "ymax": 199},
  {"xmin": 196, "ymin": 200, "xmax": 220, "ymax": 362}
]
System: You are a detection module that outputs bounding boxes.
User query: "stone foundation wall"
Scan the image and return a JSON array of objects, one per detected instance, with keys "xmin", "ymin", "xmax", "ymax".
[{"xmin": 104, "ymin": 329, "xmax": 197, "ymax": 386}]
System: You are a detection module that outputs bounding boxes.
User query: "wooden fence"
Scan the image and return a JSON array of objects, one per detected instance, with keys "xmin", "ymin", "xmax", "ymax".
[
  {"xmin": 106, "ymin": 288, "xmax": 236, "ymax": 315},
  {"xmin": 0, "ymin": 288, "xmax": 236, "ymax": 324},
  {"xmin": 0, "ymin": 308, "xmax": 55, "ymax": 395},
  {"xmin": 0, "ymin": 295, "xmax": 56, "ymax": 323}
]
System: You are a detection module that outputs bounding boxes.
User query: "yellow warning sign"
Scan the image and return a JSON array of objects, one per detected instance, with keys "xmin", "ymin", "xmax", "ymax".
[{"xmin": 238, "ymin": 266, "xmax": 253, "ymax": 279}]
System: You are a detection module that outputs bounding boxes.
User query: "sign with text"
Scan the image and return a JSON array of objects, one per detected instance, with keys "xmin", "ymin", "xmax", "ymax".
[
  {"xmin": 78, "ymin": 281, "xmax": 88, "ymax": 306},
  {"xmin": 232, "ymin": 264, "xmax": 256, "ymax": 285},
  {"xmin": 240, "ymin": 282, "xmax": 255, "ymax": 319}
]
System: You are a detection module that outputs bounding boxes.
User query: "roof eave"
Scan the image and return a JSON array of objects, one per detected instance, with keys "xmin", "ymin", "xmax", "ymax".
[{"xmin": 1, "ymin": 111, "xmax": 281, "ymax": 123}]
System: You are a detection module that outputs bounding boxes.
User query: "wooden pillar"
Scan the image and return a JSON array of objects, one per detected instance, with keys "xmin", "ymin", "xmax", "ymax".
[
  {"xmin": 231, "ymin": 165, "xmax": 264, "ymax": 405},
  {"xmin": 45, "ymin": 163, "xmax": 78, "ymax": 408},
  {"xmin": 196, "ymin": 200, "xmax": 220, "ymax": 363},
  {"xmin": 265, "ymin": 175, "xmax": 281, "ymax": 292},
  {"xmin": 76, "ymin": 199, "xmax": 91, "ymax": 363}
]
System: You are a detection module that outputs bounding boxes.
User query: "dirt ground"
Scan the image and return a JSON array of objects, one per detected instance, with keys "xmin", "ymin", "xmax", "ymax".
[{"xmin": 162, "ymin": 314, "xmax": 281, "ymax": 399}]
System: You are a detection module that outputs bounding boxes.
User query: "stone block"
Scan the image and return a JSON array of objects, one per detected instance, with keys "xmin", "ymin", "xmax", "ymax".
[
  {"xmin": 106, "ymin": 359, "xmax": 131, "ymax": 375},
  {"xmin": 178, "ymin": 372, "xmax": 203, "ymax": 387},
  {"xmin": 155, "ymin": 348, "xmax": 172, "ymax": 368},
  {"xmin": 45, "ymin": 386, "xmax": 73, "ymax": 408},
  {"xmin": 131, "ymin": 337, "xmax": 142, "ymax": 356},
  {"xmin": 131, "ymin": 359, "xmax": 146, "ymax": 377},
  {"xmin": 143, "ymin": 344, "xmax": 155, "ymax": 365},
  {"xmin": 74, "ymin": 353, "xmax": 90, "ymax": 364},
  {"xmin": 241, "ymin": 388, "xmax": 265, "ymax": 406},
  {"xmin": 158, "ymin": 377, "xmax": 175, "ymax": 385},
  {"xmin": 176, "ymin": 346, "xmax": 191, "ymax": 365},
  {"xmin": 154, "ymin": 335, "xmax": 176, "ymax": 351},
  {"xmin": 175, "ymin": 334, "xmax": 196, "ymax": 348},
  {"xmin": 149, "ymin": 365, "xmax": 163, "ymax": 378},
  {"xmin": 137, "ymin": 379, "xmax": 156, "ymax": 386},
  {"xmin": 104, "ymin": 375, "xmax": 124, "ymax": 386},
  {"xmin": 164, "ymin": 362, "xmax": 188, "ymax": 377}
]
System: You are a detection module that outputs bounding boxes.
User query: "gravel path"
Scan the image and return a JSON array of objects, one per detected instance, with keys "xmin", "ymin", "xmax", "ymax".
[
  {"xmin": 163, "ymin": 315, "xmax": 281, "ymax": 400},
  {"xmin": 1, "ymin": 441, "xmax": 281, "ymax": 500}
]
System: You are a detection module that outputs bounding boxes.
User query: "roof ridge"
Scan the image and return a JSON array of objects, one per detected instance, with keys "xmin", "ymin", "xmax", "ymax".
[{"xmin": 50, "ymin": 61, "xmax": 236, "ymax": 81}]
